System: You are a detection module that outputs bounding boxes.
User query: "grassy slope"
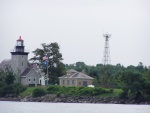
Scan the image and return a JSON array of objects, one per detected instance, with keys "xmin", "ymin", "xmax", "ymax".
[
  {"xmin": 20, "ymin": 87, "xmax": 36, "ymax": 96},
  {"xmin": 100, "ymin": 89, "xmax": 123, "ymax": 97},
  {"xmin": 20, "ymin": 87, "xmax": 122, "ymax": 97}
]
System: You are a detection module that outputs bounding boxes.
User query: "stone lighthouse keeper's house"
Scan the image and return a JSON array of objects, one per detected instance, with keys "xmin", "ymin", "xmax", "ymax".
[
  {"xmin": 0, "ymin": 36, "xmax": 45, "ymax": 86},
  {"xmin": 59, "ymin": 69, "xmax": 94, "ymax": 87}
]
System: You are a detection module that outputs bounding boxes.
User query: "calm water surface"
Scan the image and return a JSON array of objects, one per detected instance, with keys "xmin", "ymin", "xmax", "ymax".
[{"xmin": 0, "ymin": 101, "xmax": 150, "ymax": 113}]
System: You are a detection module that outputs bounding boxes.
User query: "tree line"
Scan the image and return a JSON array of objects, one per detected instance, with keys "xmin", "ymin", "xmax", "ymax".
[
  {"xmin": 66, "ymin": 62, "xmax": 150, "ymax": 100},
  {"xmin": 30, "ymin": 43, "xmax": 150, "ymax": 100}
]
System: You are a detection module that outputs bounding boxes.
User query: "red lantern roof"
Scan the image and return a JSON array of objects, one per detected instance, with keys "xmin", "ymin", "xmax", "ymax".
[{"xmin": 17, "ymin": 36, "xmax": 23, "ymax": 41}]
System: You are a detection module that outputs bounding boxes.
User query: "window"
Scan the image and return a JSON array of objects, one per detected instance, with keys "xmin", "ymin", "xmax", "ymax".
[
  {"xmin": 63, "ymin": 80, "xmax": 65, "ymax": 85},
  {"xmin": 22, "ymin": 62, "xmax": 23, "ymax": 66},
  {"xmin": 29, "ymin": 77, "xmax": 31, "ymax": 82},
  {"xmin": 67, "ymin": 80, "xmax": 69, "ymax": 85},
  {"xmin": 34, "ymin": 78, "xmax": 36, "ymax": 81},
  {"xmin": 72, "ymin": 80, "xmax": 74, "ymax": 85}
]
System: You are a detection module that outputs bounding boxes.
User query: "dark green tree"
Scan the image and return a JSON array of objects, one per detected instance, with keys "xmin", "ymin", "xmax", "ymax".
[
  {"xmin": 119, "ymin": 71, "xmax": 145, "ymax": 100},
  {"xmin": 0, "ymin": 68, "xmax": 26, "ymax": 97},
  {"xmin": 136, "ymin": 62, "xmax": 144, "ymax": 73},
  {"xmin": 30, "ymin": 42, "xmax": 65, "ymax": 85},
  {"xmin": 4, "ymin": 67, "xmax": 15, "ymax": 85},
  {"xmin": 0, "ymin": 69, "xmax": 6, "ymax": 82}
]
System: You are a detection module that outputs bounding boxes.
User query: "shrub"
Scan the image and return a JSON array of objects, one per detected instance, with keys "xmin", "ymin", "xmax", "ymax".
[
  {"xmin": 47, "ymin": 85, "xmax": 60, "ymax": 94},
  {"xmin": 5, "ymin": 71, "xmax": 15, "ymax": 85},
  {"xmin": 0, "ymin": 82, "xmax": 6, "ymax": 88},
  {"xmin": 32, "ymin": 87, "xmax": 47, "ymax": 97},
  {"xmin": 79, "ymin": 87, "xmax": 93, "ymax": 96},
  {"xmin": 119, "ymin": 90, "xmax": 128, "ymax": 99},
  {"xmin": 56, "ymin": 92, "xmax": 61, "ymax": 97},
  {"xmin": 0, "ymin": 82, "xmax": 27, "ymax": 97},
  {"xmin": 3, "ymin": 84, "xmax": 14, "ymax": 96},
  {"xmin": 47, "ymin": 85, "xmax": 110, "ymax": 96},
  {"xmin": 13, "ymin": 83, "xmax": 27, "ymax": 96},
  {"xmin": 110, "ymin": 88, "xmax": 113, "ymax": 93},
  {"xmin": 0, "ymin": 87, "xmax": 5, "ymax": 97}
]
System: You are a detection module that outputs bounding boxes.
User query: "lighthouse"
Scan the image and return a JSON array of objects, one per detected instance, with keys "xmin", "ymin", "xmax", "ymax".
[
  {"xmin": 0, "ymin": 36, "xmax": 43, "ymax": 86},
  {"xmin": 10, "ymin": 36, "xmax": 29, "ymax": 74}
]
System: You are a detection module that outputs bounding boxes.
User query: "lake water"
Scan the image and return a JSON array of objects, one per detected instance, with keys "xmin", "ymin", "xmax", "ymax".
[{"xmin": 0, "ymin": 101, "xmax": 150, "ymax": 113}]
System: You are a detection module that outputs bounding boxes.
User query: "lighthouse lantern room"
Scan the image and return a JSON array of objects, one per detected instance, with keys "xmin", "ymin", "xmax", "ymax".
[
  {"xmin": 17, "ymin": 36, "xmax": 24, "ymax": 46},
  {"xmin": 14, "ymin": 36, "xmax": 26, "ymax": 53}
]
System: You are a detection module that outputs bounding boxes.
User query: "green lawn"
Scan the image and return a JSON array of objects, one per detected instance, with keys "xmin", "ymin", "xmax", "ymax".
[
  {"xmin": 20, "ymin": 87, "xmax": 36, "ymax": 96},
  {"xmin": 100, "ymin": 88, "xmax": 123, "ymax": 97},
  {"xmin": 20, "ymin": 86, "xmax": 47, "ymax": 96}
]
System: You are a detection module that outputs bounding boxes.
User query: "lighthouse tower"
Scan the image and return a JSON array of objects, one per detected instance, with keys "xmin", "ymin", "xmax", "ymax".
[{"xmin": 10, "ymin": 36, "xmax": 29, "ymax": 74}]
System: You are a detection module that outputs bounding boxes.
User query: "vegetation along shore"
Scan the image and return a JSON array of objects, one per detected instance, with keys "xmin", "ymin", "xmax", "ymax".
[
  {"xmin": 0, "ymin": 42, "xmax": 150, "ymax": 104},
  {"xmin": 0, "ymin": 86, "xmax": 150, "ymax": 104}
]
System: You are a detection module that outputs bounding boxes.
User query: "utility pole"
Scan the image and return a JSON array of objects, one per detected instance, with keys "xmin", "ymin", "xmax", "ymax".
[
  {"xmin": 46, "ymin": 60, "xmax": 48, "ymax": 86},
  {"xmin": 43, "ymin": 55, "xmax": 49, "ymax": 86}
]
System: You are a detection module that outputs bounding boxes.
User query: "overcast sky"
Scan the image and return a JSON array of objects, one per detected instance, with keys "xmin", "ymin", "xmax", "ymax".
[{"xmin": 0, "ymin": 0, "xmax": 150, "ymax": 67}]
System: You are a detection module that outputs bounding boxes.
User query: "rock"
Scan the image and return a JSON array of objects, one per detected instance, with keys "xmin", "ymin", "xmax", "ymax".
[
  {"xmin": 20, "ymin": 96, "xmax": 28, "ymax": 102},
  {"xmin": 1, "ymin": 94, "xmax": 150, "ymax": 104}
]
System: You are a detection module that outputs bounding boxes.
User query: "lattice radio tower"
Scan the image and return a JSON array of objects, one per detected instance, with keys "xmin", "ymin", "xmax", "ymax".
[{"xmin": 103, "ymin": 33, "xmax": 111, "ymax": 65}]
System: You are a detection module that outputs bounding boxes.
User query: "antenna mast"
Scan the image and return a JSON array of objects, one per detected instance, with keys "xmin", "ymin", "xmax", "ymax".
[{"xmin": 103, "ymin": 33, "xmax": 111, "ymax": 65}]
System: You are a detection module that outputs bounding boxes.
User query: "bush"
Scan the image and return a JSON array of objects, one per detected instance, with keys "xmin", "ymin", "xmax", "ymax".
[
  {"xmin": 79, "ymin": 87, "xmax": 93, "ymax": 96},
  {"xmin": 47, "ymin": 85, "xmax": 110, "ymax": 96},
  {"xmin": 110, "ymin": 88, "xmax": 113, "ymax": 93},
  {"xmin": 56, "ymin": 92, "xmax": 61, "ymax": 97},
  {"xmin": 5, "ymin": 71, "xmax": 15, "ymax": 85},
  {"xmin": 0, "ymin": 81, "xmax": 6, "ymax": 88},
  {"xmin": 32, "ymin": 87, "xmax": 47, "ymax": 97},
  {"xmin": 0, "ymin": 82, "xmax": 7, "ymax": 97},
  {"xmin": 13, "ymin": 83, "xmax": 27, "ymax": 96},
  {"xmin": 47, "ymin": 85, "xmax": 60, "ymax": 94},
  {"xmin": 119, "ymin": 90, "xmax": 128, "ymax": 99},
  {"xmin": 0, "ymin": 82, "xmax": 27, "ymax": 97}
]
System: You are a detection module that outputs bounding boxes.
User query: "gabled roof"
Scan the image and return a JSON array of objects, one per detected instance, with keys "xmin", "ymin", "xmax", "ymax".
[
  {"xmin": 20, "ymin": 68, "xmax": 32, "ymax": 77},
  {"xmin": 0, "ymin": 59, "xmax": 11, "ymax": 69},
  {"xmin": 0, "ymin": 59, "xmax": 42, "ymax": 77},
  {"xmin": 66, "ymin": 69, "xmax": 78, "ymax": 73},
  {"xmin": 72, "ymin": 72, "xmax": 93, "ymax": 79},
  {"xmin": 20, "ymin": 67, "xmax": 41, "ymax": 77},
  {"xmin": 59, "ymin": 69, "xmax": 93, "ymax": 80}
]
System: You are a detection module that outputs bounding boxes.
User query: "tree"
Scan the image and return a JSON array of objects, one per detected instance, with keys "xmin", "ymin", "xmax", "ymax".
[
  {"xmin": 0, "ymin": 69, "xmax": 6, "ymax": 82},
  {"xmin": 30, "ymin": 42, "xmax": 65, "ymax": 85},
  {"xmin": 5, "ymin": 74, "xmax": 15, "ymax": 85},
  {"xmin": 136, "ymin": 62, "xmax": 144, "ymax": 73},
  {"xmin": 0, "ymin": 68, "xmax": 26, "ymax": 97},
  {"xmin": 0, "ymin": 66, "xmax": 16, "ymax": 85},
  {"xmin": 119, "ymin": 71, "xmax": 144, "ymax": 100},
  {"xmin": 4, "ymin": 69, "xmax": 15, "ymax": 85}
]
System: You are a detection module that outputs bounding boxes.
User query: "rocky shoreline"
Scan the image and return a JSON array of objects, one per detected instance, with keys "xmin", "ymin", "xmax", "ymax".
[{"xmin": 0, "ymin": 94, "xmax": 150, "ymax": 104}]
